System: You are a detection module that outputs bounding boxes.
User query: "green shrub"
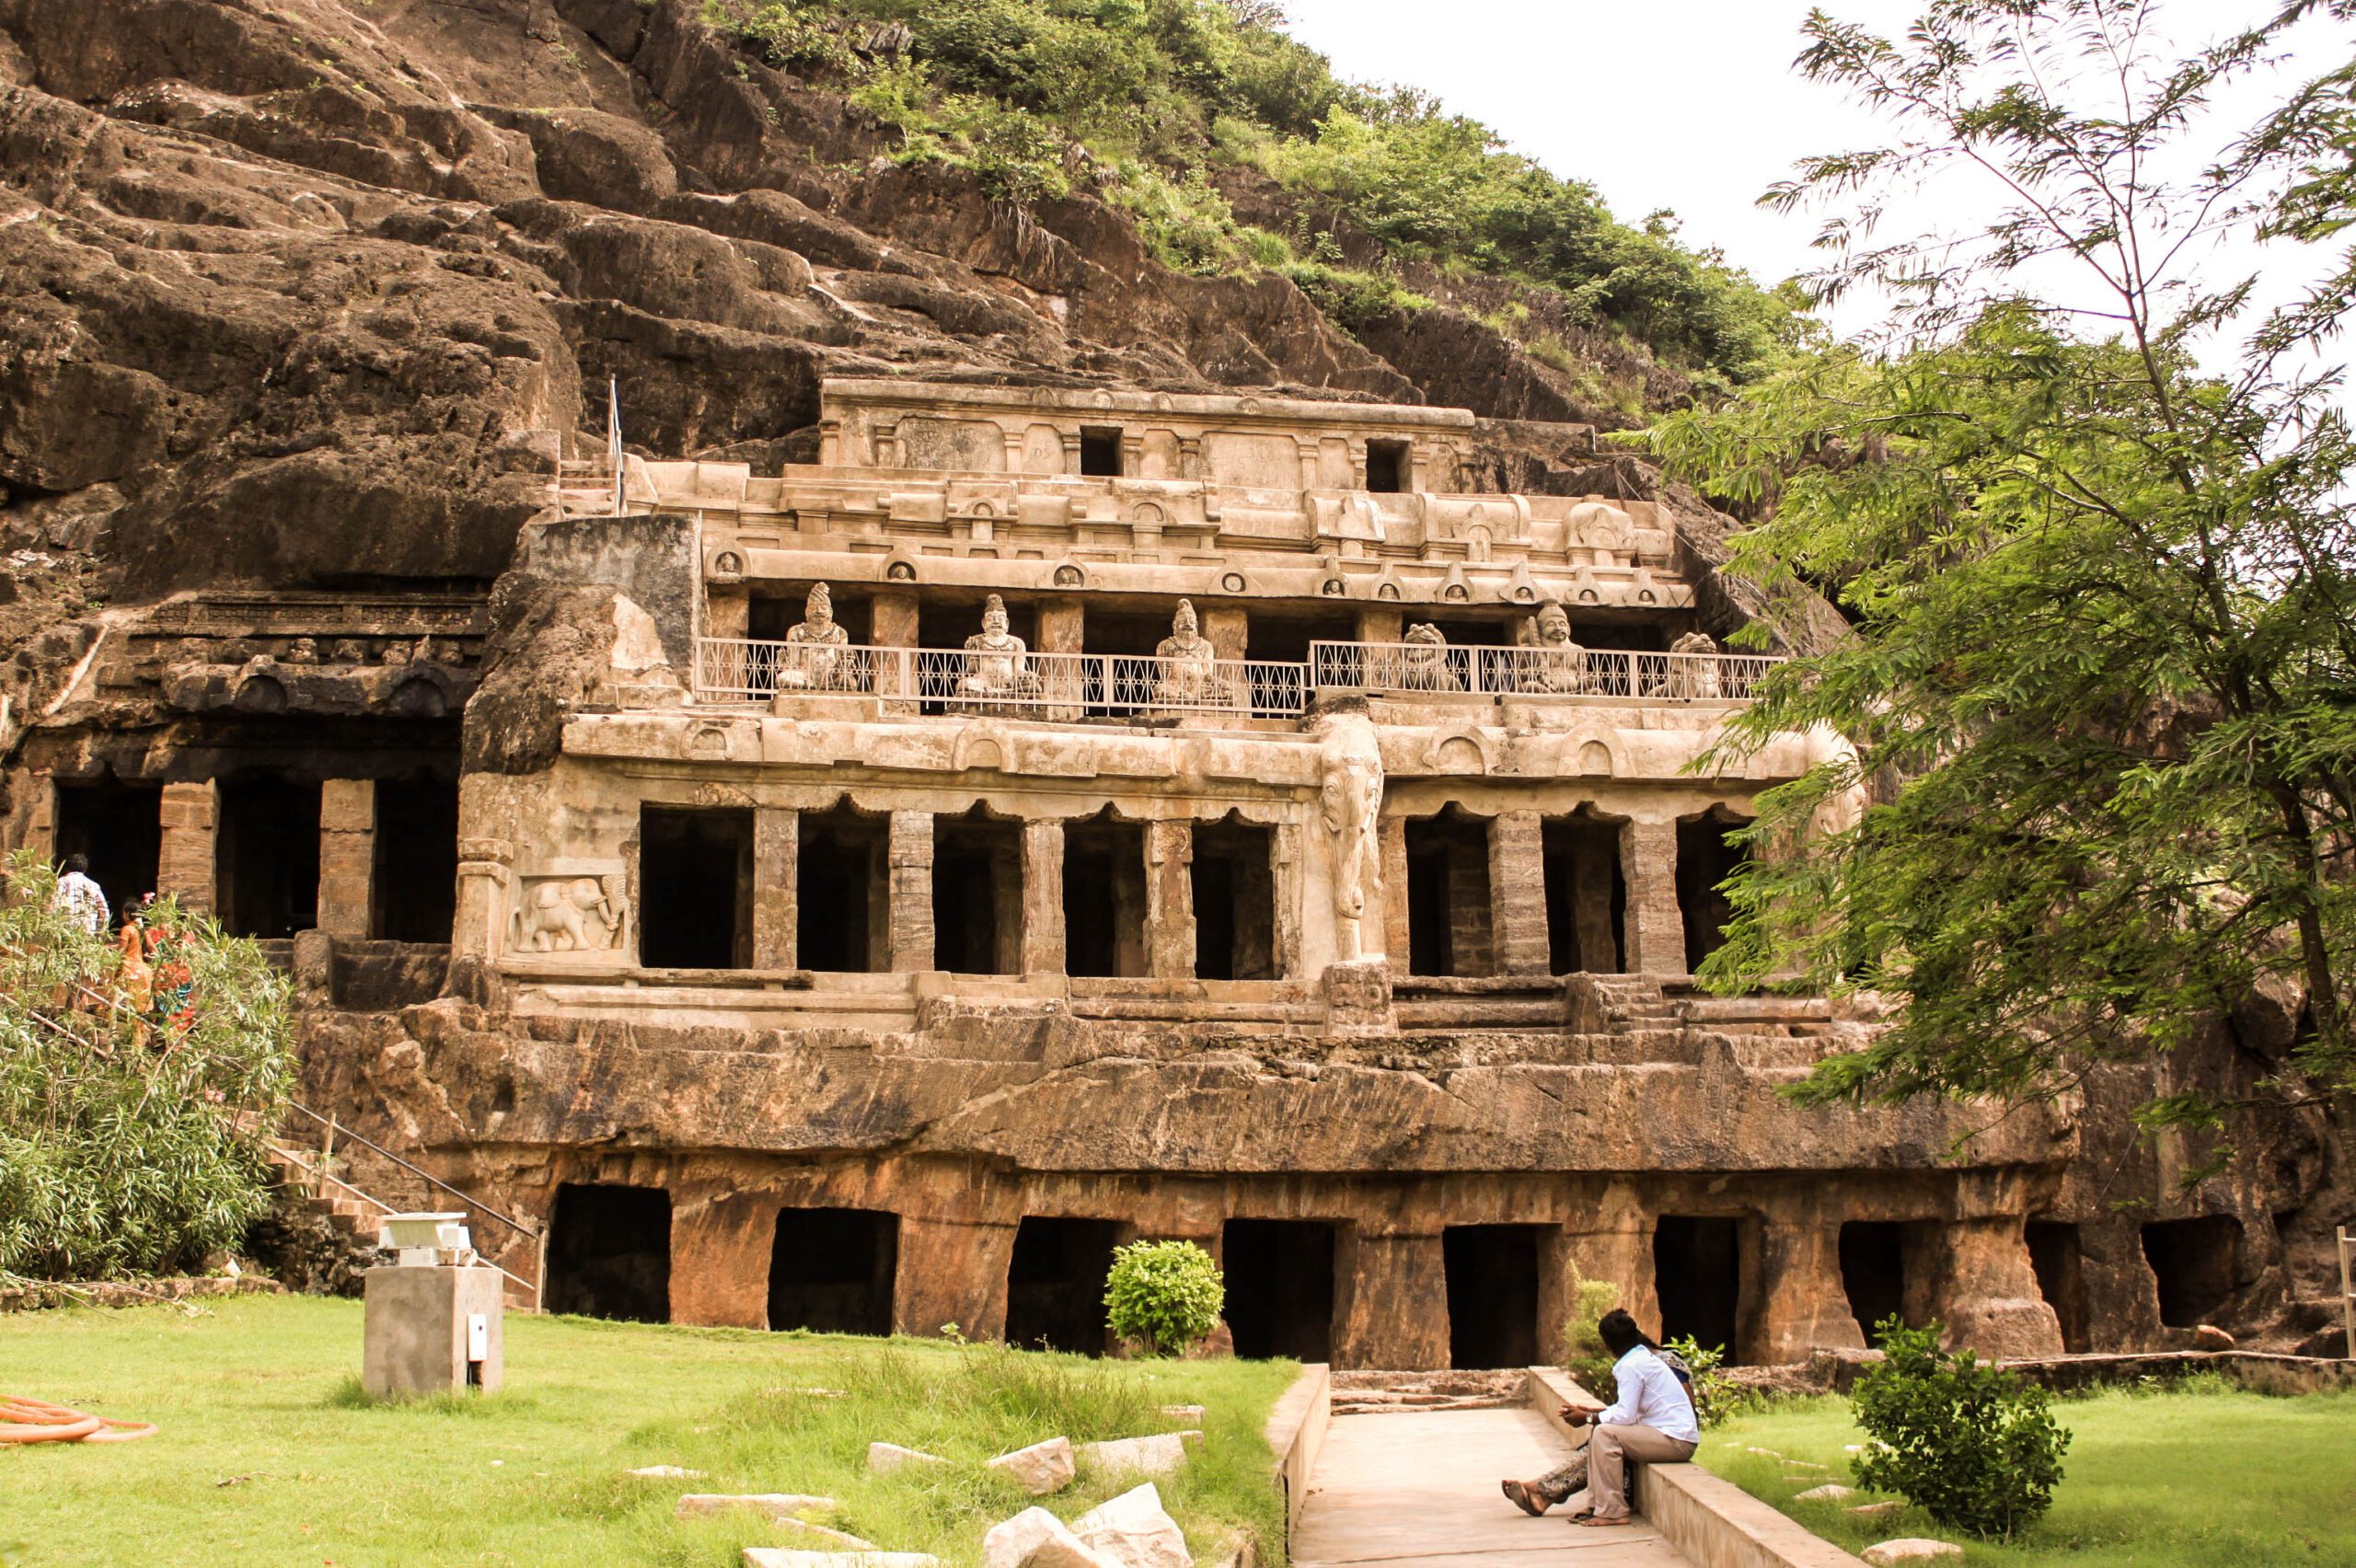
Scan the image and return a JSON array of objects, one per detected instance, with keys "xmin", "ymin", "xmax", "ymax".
[
  {"xmin": 1103, "ymin": 1239, "xmax": 1224, "ymax": 1356},
  {"xmin": 1658, "ymin": 1334, "xmax": 1743, "ymax": 1429},
  {"xmin": 1556, "ymin": 1266, "xmax": 1623, "ymax": 1400},
  {"xmin": 1851, "ymin": 1319, "xmax": 2071, "ymax": 1539},
  {"xmin": 0, "ymin": 852, "xmax": 294, "ymax": 1282}
]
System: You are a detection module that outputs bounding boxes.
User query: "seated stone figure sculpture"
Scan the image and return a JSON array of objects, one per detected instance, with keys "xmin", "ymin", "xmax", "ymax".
[
  {"xmin": 1394, "ymin": 622, "xmax": 1463, "ymax": 691},
  {"xmin": 1152, "ymin": 598, "xmax": 1231, "ymax": 708},
  {"xmin": 780, "ymin": 582, "xmax": 852, "ymax": 691},
  {"xmin": 1664, "ymin": 628, "xmax": 1721, "ymax": 699},
  {"xmin": 1519, "ymin": 602, "xmax": 1588, "ymax": 694},
  {"xmin": 958, "ymin": 594, "xmax": 1038, "ymax": 707}
]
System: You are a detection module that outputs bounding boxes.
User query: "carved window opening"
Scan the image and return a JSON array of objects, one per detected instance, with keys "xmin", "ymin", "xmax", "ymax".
[
  {"xmin": 1654, "ymin": 1215, "xmax": 1747, "ymax": 1362},
  {"xmin": 749, "ymin": 584, "xmax": 872, "ymax": 644},
  {"xmin": 217, "ymin": 773, "xmax": 320, "ymax": 939},
  {"xmin": 2140, "ymin": 1215, "xmax": 2243, "ymax": 1329},
  {"xmin": 374, "ymin": 774, "xmax": 457, "ymax": 942},
  {"xmin": 1677, "ymin": 807, "xmax": 1751, "ymax": 974},
  {"xmin": 1222, "ymin": 1219, "xmax": 1336, "ymax": 1362},
  {"xmin": 1190, "ymin": 817, "xmax": 1276, "ymax": 982},
  {"xmin": 1839, "ymin": 1220, "xmax": 1914, "ymax": 1340},
  {"xmin": 545, "ymin": 1182, "xmax": 672, "ymax": 1323},
  {"xmin": 1365, "ymin": 439, "xmax": 1409, "ymax": 494},
  {"xmin": 1542, "ymin": 813, "xmax": 1625, "ymax": 974},
  {"xmin": 1004, "ymin": 1216, "xmax": 1125, "ymax": 1355},
  {"xmin": 1246, "ymin": 612, "xmax": 1357, "ymax": 666},
  {"xmin": 1403, "ymin": 808, "xmax": 1493, "ymax": 977},
  {"xmin": 2027, "ymin": 1219, "xmax": 2091, "ymax": 1352},
  {"xmin": 52, "ymin": 774, "xmax": 158, "ymax": 928},
  {"xmin": 799, "ymin": 805, "xmax": 890, "ymax": 973},
  {"xmin": 640, "ymin": 806, "xmax": 753, "ymax": 969},
  {"xmin": 1443, "ymin": 1224, "xmax": 1545, "ymax": 1368},
  {"xmin": 1079, "ymin": 425, "xmax": 1124, "ymax": 478},
  {"xmin": 934, "ymin": 811, "xmax": 1022, "ymax": 975},
  {"xmin": 1063, "ymin": 813, "xmax": 1148, "ymax": 978},
  {"xmin": 768, "ymin": 1206, "xmax": 898, "ymax": 1335}
]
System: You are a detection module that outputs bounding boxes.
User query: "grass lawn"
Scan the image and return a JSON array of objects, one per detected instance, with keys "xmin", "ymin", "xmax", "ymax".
[
  {"xmin": 1696, "ymin": 1378, "xmax": 2356, "ymax": 1566},
  {"xmin": 0, "ymin": 1294, "xmax": 1299, "ymax": 1568}
]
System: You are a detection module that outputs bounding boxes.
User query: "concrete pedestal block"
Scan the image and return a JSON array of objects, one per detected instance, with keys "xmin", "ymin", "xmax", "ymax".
[{"xmin": 363, "ymin": 1264, "xmax": 505, "ymax": 1398}]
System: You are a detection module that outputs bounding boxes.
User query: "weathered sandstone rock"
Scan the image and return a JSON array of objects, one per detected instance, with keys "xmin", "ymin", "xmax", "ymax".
[
  {"xmin": 986, "ymin": 1435, "xmax": 1076, "ymax": 1496},
  {"xmin": 867, "ymin": 1441, "xmax": 948, "ymax": 1475},
  {"xmin": 676, "ymin": 1493, "xmax": 835, "ymax": 1520},
  {"xmin": 982, "ymin": 1506, "xmax": 1115, "ymax": 1568},
  {"xmin": 1072, "ymin": 1483, "xmax": 1191, "ymax": 1568},
  {"xmin": 1794, "ymin": 1483, "xmax": 1855, "ymax": 1502},
  {"xmin": 1074, "ymin": 1434, "xmax": 1188, "ymax": 1480},
  {"xmin": 1862, "ymin": 1542, "xmax": 1964, "ymax": 1565}
]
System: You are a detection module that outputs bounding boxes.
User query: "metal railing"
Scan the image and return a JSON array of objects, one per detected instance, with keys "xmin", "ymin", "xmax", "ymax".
[{"xmin": 692, "ymin": 638, "xmax": 1781, "ymax": 712}]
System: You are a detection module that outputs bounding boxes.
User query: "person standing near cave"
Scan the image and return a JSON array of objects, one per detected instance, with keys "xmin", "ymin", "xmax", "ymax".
[{"xmin": 53, "ymin": 853, "xmax": 110, "ymax": 936}]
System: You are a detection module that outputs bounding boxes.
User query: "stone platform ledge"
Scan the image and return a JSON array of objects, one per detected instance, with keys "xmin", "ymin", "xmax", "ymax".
[
  {"xmin": 1771, "ymin": 1346, "xmax": 2356, "ymax": 1398},
  {"xmin": 0, "ymin": 1275, "xmax": 285, "ymax": 1313},
  {"xmin": 1265, "ymin": 1363, "xmax": 1331, "ymax": 1538},
  {"xmin": 1526, "ymin": 1365, "xmax": 1868, "ymax": 1568}
]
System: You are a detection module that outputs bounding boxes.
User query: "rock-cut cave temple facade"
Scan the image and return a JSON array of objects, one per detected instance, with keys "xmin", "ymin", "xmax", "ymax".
[{"xmin": 5, "ymin": 377, "xmax": 2317, "ymax": 1367}]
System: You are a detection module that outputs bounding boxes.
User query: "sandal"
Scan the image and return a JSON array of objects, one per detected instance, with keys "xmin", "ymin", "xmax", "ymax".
[
  {"xmin": 1578, "ymin": 1516, "xmax": 1632, "ymax": 1528},
  {"xmin": 1500, "ymin": 1480, "xmax": 1547, "ymax": 1516}
]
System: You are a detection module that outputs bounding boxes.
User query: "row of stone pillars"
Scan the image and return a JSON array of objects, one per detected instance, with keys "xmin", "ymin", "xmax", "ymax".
[
  {"xmin": 1384, "ymin": 813, "xmax": 1690, "ymax": 976},
  {"xmin": 144, "ymin": 778, "xmax": 381, "ymax": 937}
]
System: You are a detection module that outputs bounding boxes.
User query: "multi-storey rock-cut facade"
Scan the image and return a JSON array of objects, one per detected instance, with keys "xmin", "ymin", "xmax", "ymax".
[{"xmin": 8, "ymin": 378, "xmax": 2320, "ymax": 1367}]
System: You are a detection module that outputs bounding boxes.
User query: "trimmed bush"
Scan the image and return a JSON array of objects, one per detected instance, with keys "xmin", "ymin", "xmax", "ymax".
[
  {"xmin": 1103, "ymin": 1239, "xmax": 1224, "ymax": 1356},
  {"xmin": 1851, "ymin": 1318, "xmax": 2071, "ymax": 1539}
]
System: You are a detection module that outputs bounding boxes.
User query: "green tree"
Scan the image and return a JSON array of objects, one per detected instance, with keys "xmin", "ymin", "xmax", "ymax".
[
  {"xmin": 1102, "ymin": 1238, "xmax": 1224, "ymax": 1356},
  {"xmin": 1649, "ymin": 0, "xmax": 2356, "ymax": 1132},
  {"xmin": 1851, "ymin": 1319, "xmax": 2070, "ymax": 1539}
]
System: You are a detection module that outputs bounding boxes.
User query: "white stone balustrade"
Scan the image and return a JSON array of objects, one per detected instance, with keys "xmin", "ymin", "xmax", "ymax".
[{"xmin": 1306, "ymin": 640, "xmax": 1782, "ymax": 701}]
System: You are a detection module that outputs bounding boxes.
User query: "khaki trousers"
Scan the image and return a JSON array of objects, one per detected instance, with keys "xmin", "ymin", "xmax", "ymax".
[{"xmin": 1586, "ymin": 1422, "xmax": 1696, "ymax": 1520}]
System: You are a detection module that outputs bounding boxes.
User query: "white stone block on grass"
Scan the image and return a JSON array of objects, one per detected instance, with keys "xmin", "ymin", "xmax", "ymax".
[
  {"xmin": 1850, "ymin": 1502, "xmax": 1905, "ymax": 1517},
  {"xmin": 1157, "ymin": 1404, "xmax": 1204, "ymax": 1424},
  {"xmin": 1073, "ymin": 1482, "xmax": 1191, "ymax": 1568},
  {"xmin": 1862, "ymin": 1541, "xmax": 1964, "ymax": 1566},
  {"xmin": 1074, "ymin": 1432, "xmax": 1188, "ymax": 1480},
  {"xmin": 987, "ymin": 1435, "xmax": 1077, "ymax": 1495},
  {"xmin": 1794, "ymin": 1483, "xmax": 1855, "ymax": 1503},
  {"xmin": 744, "ymin": 1553, "xmax": 940, "ymax": 1568},
  {"xmin": 630, "ymin": 1464, "xmax": 705, "ymax": 1479},
  {"xmin": 868, "ymin": 1441, "xmax": 950, "ymax": 1474},
  {"xmin": 983, "ymin": 1506, "xmax": 1117, "ymax": 1568},
  {"xmin": 676, "ymin": 1494, "xmax": 837, "ymax": 1522}
]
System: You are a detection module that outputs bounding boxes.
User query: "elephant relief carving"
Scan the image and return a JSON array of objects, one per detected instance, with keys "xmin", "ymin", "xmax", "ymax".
[{"xmin": 512, "ymin": 875, "xmax": 629, "ymax": 953}]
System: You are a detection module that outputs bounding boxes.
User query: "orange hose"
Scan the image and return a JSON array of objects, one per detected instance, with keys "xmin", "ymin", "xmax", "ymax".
[{"xmin": 0, "ymin": 1395, "xmax": 153, "ymax": 1444}]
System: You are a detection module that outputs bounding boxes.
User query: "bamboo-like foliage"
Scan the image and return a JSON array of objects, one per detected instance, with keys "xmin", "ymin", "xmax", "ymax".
[{"xmin": 0, "ymin": 852, "xmax": 294, "ymax": 1281}]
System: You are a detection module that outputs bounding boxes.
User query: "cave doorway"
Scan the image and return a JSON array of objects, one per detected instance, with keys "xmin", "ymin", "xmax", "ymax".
[
  {"xmin": 1191, "ymin": 818, "xmax": 1276, "ymax": 981},
  {"xmin": 1222, "ymin": 1219, "xmax": 1336, "ymax": 1362},
  {"xmin": 1064, "ymin": 813, "xmax": 1148, "ymax": 977},
  {"xmin": 640, "ymin": 806, "xmax": 752, "ymax": 968},
  {"xmin": 216, "ymin": 774, "xmax": 320, "ymax": 939},
  {"xmin": 1676, "ymin": 808, "xmax": 1750, "ymax": 973},
  {"xmin": 52, "ymin": 777, "xmax": 159, "ymax": 928},
  {"xmin": 798, "ymin": 805, "xmax": 889, "ymax": 972},
  {"xmin": 2027, "ymin": 1220, "xmax": 2091, "ymax": 1352},
  {"xmin": 1542, "ymin": 813, "xmax": 1624, "ymax": 974},
  {"xmin": 373, "ymin": 775, "xmax": 458, "ymax": 942},
  {"xmin": 2140, "ymin": 1215, "xmax": 2244, "ymax": 1328},
  {"xmin": 1443, "ymin": 1225, "xmax": 1543, "ymax": 1368},
  {"xmin": 545, "ymin": 1182, "xmax": 672, "ymax": 1322},
  {"xmin": 1839, "ymin": 1221, "xmax": 1910, "ymax": 1342},
  {"xmin": 1365, "ymin": 439, "xmax": 1409, "ymax": 494},
  {"xmin": 1404, "ymin": 809, "xmax": 1494, "ymax": 977},
  {"xmin": 934, "ymin": 811, "xmax": 1022, "ymax": 975},
  {"xmin": 1653, "ymin": 1216, "xmax": 1744, "ymax": 1360},
  {"xmin": 768, "ymin": 1207, "xmax": 899, "ymax": 1335},
  {"xmin": 1003, "ymin": 1216, "xmax": 1124, "ymax": 1354}
]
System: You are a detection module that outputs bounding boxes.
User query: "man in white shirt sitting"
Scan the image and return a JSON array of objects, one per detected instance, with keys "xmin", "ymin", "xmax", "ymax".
[
  {"xmin": 1501, "ymin": 1308, "xmax": 1699, "ymax": 1526},
  {"xmin": 53, "ymin": 853, "xmax": 110, "ymax": 936}
]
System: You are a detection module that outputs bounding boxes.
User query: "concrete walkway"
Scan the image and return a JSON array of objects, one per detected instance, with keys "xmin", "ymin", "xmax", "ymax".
[{"xmin": 1292, "ymin": 1407, "xmax": 1692, "ymax": 1568}]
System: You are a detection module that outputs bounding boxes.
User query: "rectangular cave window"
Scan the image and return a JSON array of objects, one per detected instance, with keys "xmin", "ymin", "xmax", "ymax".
[
  {"xmin": 1443, "ymin": 1224, "xmax": 1545, "ymax": 1368},
  {"xmin": 640, "ymin": 805, "xmax": 753, "ymax": 969},
  {"xmin": 1839, "ymin": 1220, "xmax": 1911, "ymax": 1342},
  {"xmin": 1003, "ymin": 1216, "xmax": 1125, "ymax": 1354},
  {"xmin": 1677, "ymin": 809, "xmax": 1751, "ymax": 974},
  {"xmin": 1079, "ymin": 425, "xmax": 1125, "ymax": 478},
  {"xmin": 217, "ymin": 774, "xmax": 321, "ymax": 940},
  {"xmin": 373, "ymin": 775, "xmax": 458, "ymax": 942},
  {"xmin": 2140, "ymin": 1215, "xmax": 2244, "ymax": 1329},
  {"xmin": 1365, "ymin": 438, "xmax": 1409, "ymax": 494},
  {"xmin": 799, "ymin": 804, "xmax": 890, "ymax": 973},
  {"xmin": 1222, "ymin": 1219, "xmax": 1336, "ymax": 1362},
  {"xmin": 2027, "ymin": 1219, "xmax": 2091, "ymax": 1353},
  {"xmin": 1654, "ymin": 1216, "xmax": 1744, "ymax": 1361},
  {"xmin": 768, "ymin": 1207, "xmax": 898, "ymax": 1335},
  {"xmin": 545, "ymin": 1182, "xmax": 672, "ymax": 1323},
  {"xmin": 1190, "ymin": 818, "xmax": 1276, "ymax": 981},
  {"xmin": 52, "ymin": 776, "xmax": 160, "ymax": 928},
  {"xmin": 1404, "ymin": 810, "xmax": 1493, "ymax": 977},
  {"xmin": 934, "ymin": 812, "xmax": 1022, "ymax": 975},
  {"xmin": 1542, "ymin": 813, "xmax": 1625, "ymax": 974},
  {"xmin": 1064, "ymin": 813, "xmax": 1148, "ymax": 978}
]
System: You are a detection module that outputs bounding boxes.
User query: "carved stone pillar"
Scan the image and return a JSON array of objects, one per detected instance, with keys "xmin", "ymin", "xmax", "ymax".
[
  {"xmin": 991, "ymin": 834, "xmax": 1023, "ymax": 974},
  {"xmin": 1621, "ymin": 818, "xmax": 1686, "ymax": 975},
  {"xmin": 1036, "ymin": 596, "xmax": 1084, "ymax": 655},
  {"xmin": 894, "ymin": 1216, "xmax": 1018, "ymax": 1341},
  {"xmin": 1572, "ymin": 826, "xmax": 1621, "ymax": 972},
  {"xmin": 668, "ymin": 1185, "xmax": 772, "ymax": 1330},
  {"xmin": 887, "ymin": 809, "xmax": 934, "ymax": 973},
  {"xmin": 752, "ymin": 806, "xmax": 798, "ymax": 970},
  {"xmin": 1752, "ymin": 1218, "xmax": 1867, "ymax": 1362},
  {"xmin": 1202, "ymin": 606, "xmax": 1249, "ymax": 663},
  {"xmin": 1923, "ymin": 1216, "xmax": 2065, "ymax": 1358},
  {"xmin": 317, "ymin": 778, "xmax": 375, "ymax": 939},
  {"xmin": 1020, "ymin": 819, "xmax": 1065, "ymax": 975},
  {"xmin": 870, "ymin": 588, "xmax": 919, "ymax": 707},
  {"xmin": 18, "ymin": 774, "xmax": 55, "ymax": 862},
  {"xmin": 1446, "ymin": 847, "xmax": 1494, "ymax": 976},
  {"xmin": 1334, "ymin": 1229, "xmax": 1449, "ymax": 1370},
  {"xmin": 1272, "ymin": 824, "xmax": 1305, "ymax": 978},
  {"xmin": 1380, "ymin": 816, "xmax": 1410, "ymax": 964},
  {"xmin": 157, "ymin": 779, "xmax": 218, "ymax": 916},
  {"xmin": 1489, "ymin": 809, "xmax": 1549, "ymax": 976},
  {"xmin": 1355, "ymin": 607, "xmax": 1404, "ymax": 645},
  {"xmin": 1145, "ymin": 819, "xmax": 1195, "ymax": 979},
  {"xmin": 704, "ymin": 584, "xmax": 749, "ymax": 645}
]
